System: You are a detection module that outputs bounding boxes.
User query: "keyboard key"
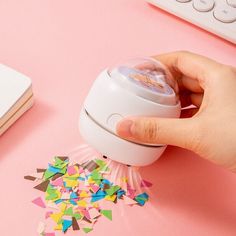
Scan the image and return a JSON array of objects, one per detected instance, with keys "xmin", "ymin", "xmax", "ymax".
[
  {"xmin": 213, "ymin": 4, "xmax": 236, "ymax": 23},
  {"xmin": 176, "ymin": 0, "xmax": 192, "ymax": 3},
  {"xmin": 193, "ymin": 0, "xmax": 215, "ymax": 12},
  {"xmin": 147, "ymin": 0, "xmax": 236, "ymax": 43},
  {"xmin": 227, "ymin": 0, "xmax": 236, "ymax": 8}
]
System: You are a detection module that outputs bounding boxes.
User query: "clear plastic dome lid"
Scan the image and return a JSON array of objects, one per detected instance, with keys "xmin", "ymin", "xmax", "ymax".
[{"xmin": 109, "ymin": 58, "xmax": 179, "ymax": 105}]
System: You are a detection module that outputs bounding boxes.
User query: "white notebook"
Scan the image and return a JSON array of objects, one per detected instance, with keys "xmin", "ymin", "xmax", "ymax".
[{"xmin": 0, "ymin": 64, "xmax": 33, "ymax": 136}]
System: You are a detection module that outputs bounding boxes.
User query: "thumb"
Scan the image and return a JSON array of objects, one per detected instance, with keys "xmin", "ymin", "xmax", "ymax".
[{"xmin": 116, "ymin": 117, "xmax": 196, "ymax": 150}]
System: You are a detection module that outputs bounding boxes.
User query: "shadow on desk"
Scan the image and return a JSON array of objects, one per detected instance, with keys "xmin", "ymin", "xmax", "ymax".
[{"xmin": 140, "ymin": 146, "xmax": 236, "ymax": 233}]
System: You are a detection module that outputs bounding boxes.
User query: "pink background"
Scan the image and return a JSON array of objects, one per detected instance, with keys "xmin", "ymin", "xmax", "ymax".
[{"xmin": 0, "ymin": 0, "xmax": 236, "ymax": 235}]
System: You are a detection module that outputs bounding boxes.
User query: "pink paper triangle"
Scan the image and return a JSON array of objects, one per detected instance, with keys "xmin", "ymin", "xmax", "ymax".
[
  {"xmin": 90, "ymin": 184, "xmax": 100, "ymax": 193},
  {"xmin": 32, "ymin": 197, "xmax": 46, "ymax": 208},
  {"xmin": 81, "ymin": 209, "xmax": 91, "ymax": 219},
  {"xmin": 140, "ymin": 179, "xmax": 153, "ymax": 188},
  {"xmin": 51, "ymin": 177, "xmax": 64, "ymax": 187},
  {"xmin": 45, "ymin": 211, "xmax": 53, "ymax": 219},
  {"xmin": 67, "ymin": 166, "xmax": 77, "ymax": 175},
  {"xmin": 45, "ymin": 233, "xmax": 55, "ymax": 236},
  {"xmin": 127, "ymin": 188, "xmax": 136, "ymax": 199}
]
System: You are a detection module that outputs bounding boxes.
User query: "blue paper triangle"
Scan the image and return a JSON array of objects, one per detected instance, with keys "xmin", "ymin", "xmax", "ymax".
[
  {"xmin": 62, "ymin": 220, "xmax": 72, "ymax": 232},
  {"xmin": 91, "ymin": 190, "xmax": 106, "ymax": 202},
  {"xmin": 117, "ymin": 189, "xmax": 126, "ymax": 198},
  {"xmin": 70, "ymin": 192, "xmax": 78, "ymax": 199}
]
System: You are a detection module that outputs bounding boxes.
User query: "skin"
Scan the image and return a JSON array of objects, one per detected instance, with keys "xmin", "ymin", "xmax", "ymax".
[{"xmin": 116, "ymin": 51, "xmax": 236, "ymax": 172}]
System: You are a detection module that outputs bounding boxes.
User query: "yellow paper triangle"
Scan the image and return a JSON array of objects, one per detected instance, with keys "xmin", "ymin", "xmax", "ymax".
[
  {"xmin": 54, "ymin": 224, "xmax": 63, "ymax": 230},
  {"xmin": 121, "ymin": 177, "xmax": 128, "ymax": 183},
  {"xmin": 80, "ymin": 190, "xmax": 89, "ymax": 198},
  {"xmin": 88, "ymin": 177, "xmax": 95, "ymax": 184},
  {"xmin": 64, "ymin": 179, "xmax": 78, "ymax": 187},
  {"xmin": 91, "ymin": 202, "xmax": 99, "ymax": 208},
  {"xmin": 105, "ymin": 195, "xmax": 117, "ymax": 202},
  {"xmin": 77, "ymin": 200, "xmax": 87, "ymax": 207},
  {"xmin": 60, "ymin": 202, "xmax": 67, "ymax": 212},
  {"xmin": 50, "ymin": 212, "xmax": 63, "ymax": 223}
]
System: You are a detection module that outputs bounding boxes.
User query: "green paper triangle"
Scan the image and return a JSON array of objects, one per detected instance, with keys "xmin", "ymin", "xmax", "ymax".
[
  {"xmin": 73, "ymin": 213, "xmax": 82, "ymax": 220},
  {"xmin": 94, "ymin": 159, "xmax": 107, "ymax": 170},
  {"xmin": 64, "ymin": 207, "xmax": 73, "ymax": 216},
  {"xmin": 46, "ymin": 192, "xmax": 59, "ymax": 200},
  {"xmin": 44, "ymin": 170, "xmax": 56, "ymax": 180},
  {"xmin": 54, "ymin": 157, "xmax": 68, "ymax": 169},
  {"xmin": 59, "ymin": 166, "xmax": 67, "ymax": 174},
  {"xmin": 105, "ymin": 185, "xmax": 120, "ymax": 196},
  {"xmin": 54, "ymin": 156, "xmax": 65, "ymax": 164},
  {"xmin": 91, "ymin": 171, "xmax": 102, "ymax": 180},
  {"xmin": 83, "ymin": 227, "xmax": 93, "ymax": 233},
  {"xmin": 46, "ymin": 184, "xmax": 56, "ymax": 193},
  {"xmin": 100, "ymin": 210, "xmax": 112, "ymax": 220}
]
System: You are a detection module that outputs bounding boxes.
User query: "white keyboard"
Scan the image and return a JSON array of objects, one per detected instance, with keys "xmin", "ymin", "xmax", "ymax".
[{"xmin": 147, "ymin": 0, "xmax": 236, "ymax": 44}]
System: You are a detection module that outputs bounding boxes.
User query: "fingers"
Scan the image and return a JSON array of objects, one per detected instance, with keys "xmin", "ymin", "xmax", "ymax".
[
  {"xmin": 153, "ymin": 51, "xmax": 222, "ymax": 89},
  {"xmin": 179, "ymin": 91, "xmax": 192, "ymax": 108},
  {"xmin": 179, "ymin": 92, "xmax": 203, "ymax": 108},
  {"xmin": 190, "ymin": 93, "xmax": 203, "ymax": 107},
  {"xmin": 116, "ymin": 117, "xmax": 197, "ymax": 150},
  {"xmin": 181, "ymin": 108, "xmax": 199, "ymax": 118},
  {"xmin": 181, "ymin": 76, "xmax": 203, "ymax": 93}
]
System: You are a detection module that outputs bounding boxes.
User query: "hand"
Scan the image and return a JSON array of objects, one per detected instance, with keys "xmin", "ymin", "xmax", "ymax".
[{"xmin": 116, "ymin": 51, "xmax": 236, "ymax": 172}]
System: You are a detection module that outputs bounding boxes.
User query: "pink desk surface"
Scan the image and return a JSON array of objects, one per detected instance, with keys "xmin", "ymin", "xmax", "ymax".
[{"xmin": 0, "ymin": 1, "xmax": 236, "ymax": 235}]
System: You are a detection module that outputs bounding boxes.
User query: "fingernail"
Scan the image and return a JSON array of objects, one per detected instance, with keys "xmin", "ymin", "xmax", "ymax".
[{"xmin": 116, "ymin": 119, "xmax": 134, "ymax": 138}]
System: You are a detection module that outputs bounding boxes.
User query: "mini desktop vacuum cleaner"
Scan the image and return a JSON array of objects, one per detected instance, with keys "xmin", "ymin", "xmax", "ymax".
[{"xmin": 79, "ymin": 58, "xmax": 181, "ymax": 166}]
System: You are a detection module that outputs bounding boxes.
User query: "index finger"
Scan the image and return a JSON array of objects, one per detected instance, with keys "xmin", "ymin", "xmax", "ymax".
[{"xmin": 153, "ymin": 51, "xmax": 222, "ymax": 90}]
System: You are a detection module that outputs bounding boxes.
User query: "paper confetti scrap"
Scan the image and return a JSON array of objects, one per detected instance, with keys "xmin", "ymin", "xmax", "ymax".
[
  {"xmin": 72, "ymin": 217, "xmax": 80, "ymax": 230},
  {"xmin": 100, "ymin": 210, "xmax": 112, "ymax": 221},
  {"xmin": 32, "ymin": 197, "xmax": 46, "ymax": 208},
  {"xmin": 34, "ymin": 180, "xmax": 50, "ymax": 192},
  {"xmin": 83, "ymin": 227, "xmax": 93, "ymax": 233},
  {"xmin": 45, "ymin": 211, "xmax": 53, "ymax": 219},
  {"xmin": 44, "ymin": 233, "xmax": 55, "ymax": 236},
  {"xmin": 37, "ymin": 221, "xmax": 46, "ymax": 235},
  {"xmin": 24, "ymin": 175, "xmax": 37, "ymax": 181},
  {"xmin": 140, "ymin": 179, "xmax": 153, "ymax": 188},
  {"xmin": 26, "ymin": 155, "xmax": 152, "ymax": 234}
]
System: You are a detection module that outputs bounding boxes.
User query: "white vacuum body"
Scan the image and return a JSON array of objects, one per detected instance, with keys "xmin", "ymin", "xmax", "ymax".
[{"xmin": 79, "ymin": 58, "xmax": 181, "ymax": 166}]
